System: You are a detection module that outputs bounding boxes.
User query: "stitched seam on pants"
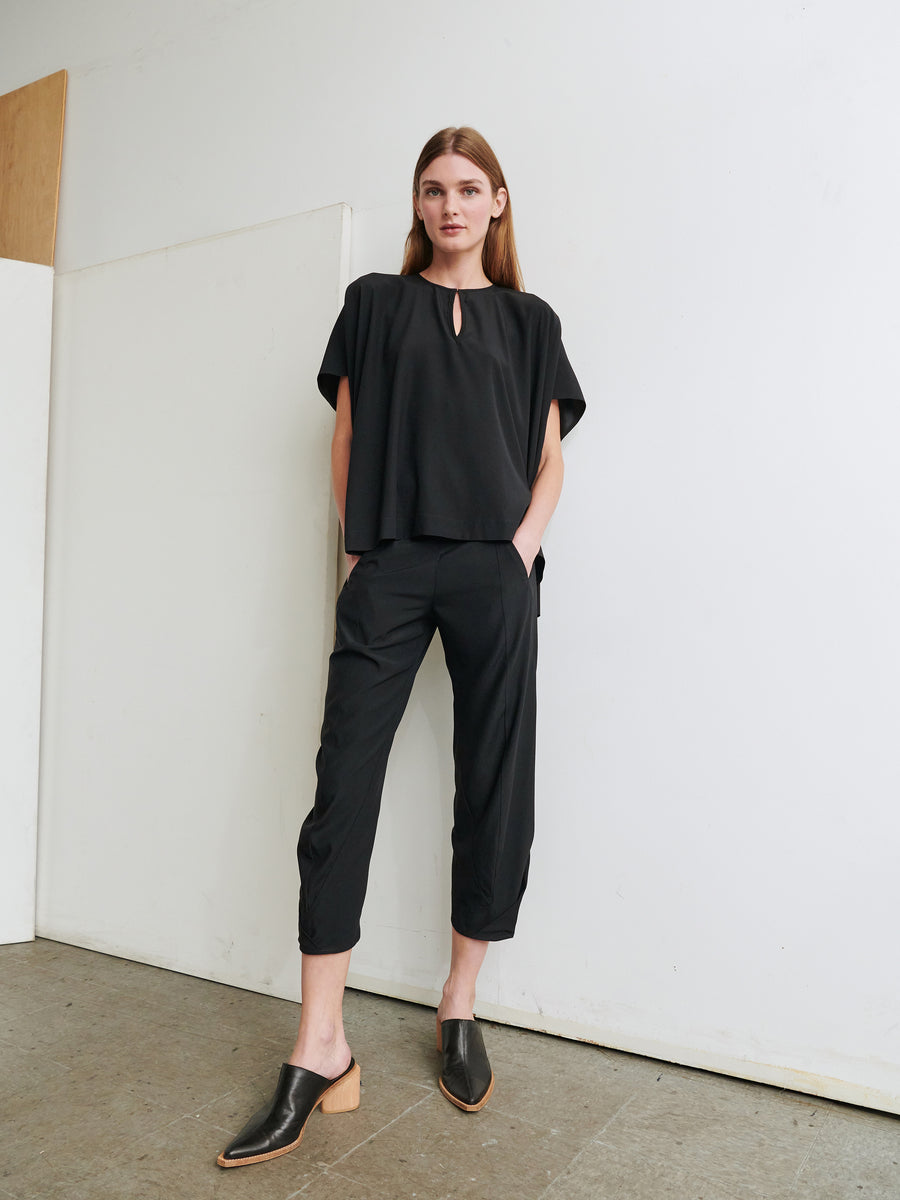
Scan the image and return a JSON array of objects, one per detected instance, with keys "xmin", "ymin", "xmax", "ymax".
[{"xmin": 491, "ymin": 542, "xmax": 512, "ymax": 902}]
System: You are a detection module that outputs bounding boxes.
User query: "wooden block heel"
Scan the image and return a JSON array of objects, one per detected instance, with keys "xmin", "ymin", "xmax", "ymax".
[{"xmin": 320, "ymin": 1061, "xmax": 361, "ymax": 1113}]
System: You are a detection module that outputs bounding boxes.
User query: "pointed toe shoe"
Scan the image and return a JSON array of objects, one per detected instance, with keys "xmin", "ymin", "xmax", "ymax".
[
  {"xmin": 436, "ymin": 1017, "xmax": 494, "ymax": 1112},
  {"xmin": 217, "ymin": 1058, "xmax": 359, "ymax": 1168}
]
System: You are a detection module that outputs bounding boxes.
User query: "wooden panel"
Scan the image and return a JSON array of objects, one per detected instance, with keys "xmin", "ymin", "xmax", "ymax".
[{"xmin": 0, "ymin": 71, "xmax": 67, "ymax": 266}]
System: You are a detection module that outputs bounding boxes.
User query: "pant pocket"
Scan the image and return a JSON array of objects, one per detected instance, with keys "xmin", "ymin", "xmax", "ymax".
[{"xmin": 508, "ymin": 540, "xmax": 531, "ymax": 581}]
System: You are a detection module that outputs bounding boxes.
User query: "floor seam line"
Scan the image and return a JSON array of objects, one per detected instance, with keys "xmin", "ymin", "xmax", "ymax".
[
  {"xmin": 326, "ymin": 1089, "xmax": 435, "ymax": 1168},
  {"xmin": 786, "ymin": 1106, "xmax": 831, "ymax": 1195},
  {"xmin": 590, "ymin": 1088, "xmax": 639, "ymax": 1141},
  {"xmin": 534, "ymin": 1140, "xmax": 592, "ymax": 1200},
  {"xmin": 321, "ymin": 1166, "xmax": 392, "ymax": 1198},
  {"xmin": 483, "ymin": 1100, "xmax": 589, "ymax": 1135}
]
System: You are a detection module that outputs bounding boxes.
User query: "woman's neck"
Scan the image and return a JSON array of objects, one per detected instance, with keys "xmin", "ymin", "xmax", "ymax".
[{"xmin": 420, "ymin": 247, "xmax": 491, "ymax": 291}]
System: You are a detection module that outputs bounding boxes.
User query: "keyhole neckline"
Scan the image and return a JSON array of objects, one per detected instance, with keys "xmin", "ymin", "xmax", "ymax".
[{"xmin": 415, "ymin": 273, "xmax": 495, "ymax": 293}]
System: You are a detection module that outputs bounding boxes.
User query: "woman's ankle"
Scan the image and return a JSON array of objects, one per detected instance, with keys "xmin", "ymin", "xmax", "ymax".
[
  {"xmin": 288, "ymin": 1029, "xmax": 351, "ymax": 1077},
  {"xmin": 437, "ymin": 983, "xmax": 476, "ymax": 1023}
]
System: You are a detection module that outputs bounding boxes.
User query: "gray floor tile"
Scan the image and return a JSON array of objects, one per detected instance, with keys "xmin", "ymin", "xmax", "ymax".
[
  {"xmin": 793, "ymin": 1106, "xmax": 900, "ymax": 1199},
  {"xmin": 100, "ymin": 964, "xmax": 300, "ymax": 1042},
  {"xmin": 5, "ymin": 1115, "xmax": 320, "ymax": 1200},
  {"xmin": 334, "ymin": 1090, "xmax": 583, "ymax": 1200},
  {"xmin": 596, "ymin": 1072, "xmax": 826, "ymax": 1200},
  {"xmin": 540, "ymin": 1139, "xmax": 743, "ymax": 1199},
  {"xmin": 77, "ymin": 1026, "xmax": 276, "ymax": 1115},
  {"xmin": 1, "ymin": 991, "xmax": 286, "ymax": 1118},
  {"xmin": 0, "ymin": 990, "xmax": 137, "ymax": 1057},
  {"xmin": 482, "ymin": 1023, "xmax": 652, "ymax": 1139},
  {"xmin": 296, "ymin": 1168, "xmax": 392, "ymax": 1198},
  {"xmin": 0, "ymin": 996, "xmax": 29, "ymax": 1026},
  {"xmin": 3, "ymin": 941, "xmax": 297, "ymax": 1046},
  {"xmin": 2, "ymin": 1142, "xmax": 134, "ymax": 1200},
  {"xmin": 0, "ymin": 968, "xmax": 106, "ymax": 1019},
  {"xmin": 1, "ymin": 1073, "xmax": 176, "ymax": 1197},
  {"xmin": 0, "ymin": 1041, "xmax": 70, "ymax": 1104}
]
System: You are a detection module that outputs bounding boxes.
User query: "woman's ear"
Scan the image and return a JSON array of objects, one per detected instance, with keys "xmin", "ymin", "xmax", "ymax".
[{"xmin": 492, "ymin": 187, "xmax": 508, "ymax": 218}]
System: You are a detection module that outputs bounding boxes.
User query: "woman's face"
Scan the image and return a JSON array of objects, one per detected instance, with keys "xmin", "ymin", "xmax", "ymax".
[{"xmin": 413, "ymin": 153, "xmax": 507, "ymax": 257}]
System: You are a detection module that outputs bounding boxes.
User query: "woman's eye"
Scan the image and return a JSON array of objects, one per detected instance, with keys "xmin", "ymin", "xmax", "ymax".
[
  {"xmin": 463, "ymin": 188, "xmax": 477, "ymax": 196},
  {"xmin": 425, "ymin": 188, "xmax": 441, "ymax": 197}
]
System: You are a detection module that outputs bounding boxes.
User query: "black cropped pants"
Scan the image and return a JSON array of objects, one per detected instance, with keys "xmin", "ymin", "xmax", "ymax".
[{"xmin": 297, "ymin": 537, "xmax": 538, "ymax": 954}]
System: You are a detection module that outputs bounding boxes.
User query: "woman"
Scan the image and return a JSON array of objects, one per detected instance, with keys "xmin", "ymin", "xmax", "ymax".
[{"xmin": 218, "ymin": 126, "xmax": 585, "ymax": 1168}]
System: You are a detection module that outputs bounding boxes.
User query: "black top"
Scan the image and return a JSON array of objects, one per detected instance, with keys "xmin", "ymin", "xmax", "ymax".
[{"xmin": 317, "ymin": 272, "xmax": 586, "ymax": 556}]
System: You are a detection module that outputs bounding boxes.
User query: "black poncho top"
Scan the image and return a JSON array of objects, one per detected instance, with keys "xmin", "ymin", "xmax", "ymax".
[{"xmin": 317, "ymin": 272, "xmax": 586, "ymax": 563}]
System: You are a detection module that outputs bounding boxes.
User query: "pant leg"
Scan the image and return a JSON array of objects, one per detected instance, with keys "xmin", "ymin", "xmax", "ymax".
[
  {"xmin": 434, "ymin": 540, "xmax": 539, "ymax": 941},
  {"xmin": 298, "ymin": 541, "xmax": 437, "ymax": 954}
]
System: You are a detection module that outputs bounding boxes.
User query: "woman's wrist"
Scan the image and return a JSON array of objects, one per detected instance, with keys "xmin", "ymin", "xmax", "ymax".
[{"xmin": 511, "ymin": 527, "xmax": 542, "ymax": 574}]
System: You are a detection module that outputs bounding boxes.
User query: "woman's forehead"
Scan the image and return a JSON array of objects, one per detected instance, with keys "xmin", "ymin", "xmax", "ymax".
[{"xmin": 419, "ymin": 153, "xmax": 487, "ymax": 185}]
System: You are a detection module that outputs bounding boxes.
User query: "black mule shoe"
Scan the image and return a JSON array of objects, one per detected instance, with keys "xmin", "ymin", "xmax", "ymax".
[
  {"xmin": 217, "ymin": 1058, "xmax": 360, "ymax": 1167},
  {"xmin": 436, "ymin": 1017, "xmax": 494, "ymax": 1112}
]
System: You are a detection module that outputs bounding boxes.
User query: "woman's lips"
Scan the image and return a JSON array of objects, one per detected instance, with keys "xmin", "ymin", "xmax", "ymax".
[{"xmin": 440, "ymin": 224, "xmax": 464, "ymax": 232}]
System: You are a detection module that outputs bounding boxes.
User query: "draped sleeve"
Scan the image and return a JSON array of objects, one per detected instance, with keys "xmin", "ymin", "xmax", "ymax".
[
  {"xmin": 551, "ymin": 325, "xmax": 586, "ymax": 441},
  {"xmin": 317, "ymin": 279, "xmax": 361, "ymax": 409}
]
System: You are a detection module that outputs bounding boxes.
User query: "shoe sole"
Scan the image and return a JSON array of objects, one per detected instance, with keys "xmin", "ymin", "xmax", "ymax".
[
  {"xmin": 216, "ymin": 1062, "xmax": 360, "ymax": 1168},
  {"xmin": 439, "ymin": 1071, "xmax": 495, "ymax": 1112}
]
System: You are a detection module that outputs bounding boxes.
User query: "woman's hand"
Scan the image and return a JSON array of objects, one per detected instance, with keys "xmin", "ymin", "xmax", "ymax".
[
  {"xmin": 511, "ymin": 401, "xmax": 564, "ymax": 579},
  {"xmin": 511, "ymin": 531, "xmax": 540, "ymax": 578}
]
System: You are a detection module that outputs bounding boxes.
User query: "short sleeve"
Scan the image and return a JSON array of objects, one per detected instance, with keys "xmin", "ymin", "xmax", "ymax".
[
  {"xmin": 318, "ymin": 279, "xmax": 363, "ymax": 409},
  {"xmin": 317, "ymin": 308, "xmax": 347, "ymax": 410},
  {"xmin": 553, "ymin": 339, "xmax": 586, "ymax": 441}
]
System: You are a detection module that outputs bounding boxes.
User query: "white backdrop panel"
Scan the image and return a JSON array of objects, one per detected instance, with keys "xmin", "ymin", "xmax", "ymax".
[
  {"xmin": 37, "ymin": 206, "xmax": 349, "ymax": 997},
  {"xmin": 0, "ymin": 259, "xmax": 53, "ymax": 945}
]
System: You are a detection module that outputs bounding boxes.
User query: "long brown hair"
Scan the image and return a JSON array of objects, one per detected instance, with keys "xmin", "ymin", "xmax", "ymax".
[{"xmin": 401, "ymin": 127, "xmax": 524, "ymax": 292}]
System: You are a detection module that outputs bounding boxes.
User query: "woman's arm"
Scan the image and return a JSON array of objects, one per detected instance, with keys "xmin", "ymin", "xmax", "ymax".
[
  {"xmin": 512, "ymin": 400, "xmax": 564, "ymax": 576},
  {"xmin": 331, "ymin": 376, "xmax": 358, "ymax": 572}
]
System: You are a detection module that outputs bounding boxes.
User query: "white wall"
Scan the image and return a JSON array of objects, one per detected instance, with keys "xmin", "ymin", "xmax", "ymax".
[
  {"xmin": 0, "ymin": 259, "xmax": 53, "ymax": 945},
  {"xmin": 37, "ymin": 206, "xmax": 348, "ymax": 995},
  {"xmin": 3, "ymin": 0, "xmax": 899, "ymax": 1113}
]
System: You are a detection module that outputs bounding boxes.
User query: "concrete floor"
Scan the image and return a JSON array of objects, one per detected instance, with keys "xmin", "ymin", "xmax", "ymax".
[{"xmin": 0, "ymin": 940, "xmax": 897, "ymax": 1199}]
